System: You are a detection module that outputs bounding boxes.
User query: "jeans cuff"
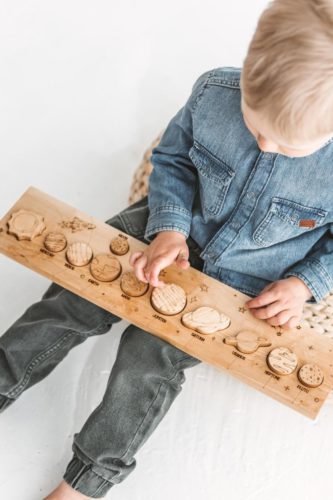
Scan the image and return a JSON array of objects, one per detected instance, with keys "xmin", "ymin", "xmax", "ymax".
[
  {"xmin": 0, "ymin": 394, "xmax": 15, "ymax": 413},
  {"xmin": 63, "ymin": 453, "xmax": 114, "ymax": 498}
]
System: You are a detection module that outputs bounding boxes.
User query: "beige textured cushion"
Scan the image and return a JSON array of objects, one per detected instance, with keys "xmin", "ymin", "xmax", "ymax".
[{"xmin": 128, "ymin": 132, "xmax": 333, "ymax": 339}]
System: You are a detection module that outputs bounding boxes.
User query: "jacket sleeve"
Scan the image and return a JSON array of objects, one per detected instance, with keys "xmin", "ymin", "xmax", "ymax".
[
  {"xmin": 143, "ymin": 68, "xmax": 214, "ymax": 242},
  {"xmin": 283, "ymin": 225, "xmax": 333, "ymax": 303}
]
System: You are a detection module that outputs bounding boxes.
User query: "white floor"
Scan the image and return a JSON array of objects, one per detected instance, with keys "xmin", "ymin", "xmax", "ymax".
[{"xmin": 1, "ymin": 1, "xmax": 333, "ymax": 499}]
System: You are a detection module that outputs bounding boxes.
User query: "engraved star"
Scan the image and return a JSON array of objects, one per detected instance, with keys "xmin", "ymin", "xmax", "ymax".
[
  {"xmin": 284, "ymin": 386, "xmax": 290, "ymax": 391},
  {"xmin": 190, "ymin": 296, "xmax": 198, "ymax": 303},
  {"xmin": 308, "ymin": 345, "xmax": 314, "ymax": 350},
  {"xmin": 238, "ymin": 307, "xmax": 247, "ymax": 313},
  {"xmin": 276, "ymin": 331, "xmax": 282, "ymax": 336},
  {"xmin": 200, "ymin": 284, "xmax": 209, "ymax": 292}
]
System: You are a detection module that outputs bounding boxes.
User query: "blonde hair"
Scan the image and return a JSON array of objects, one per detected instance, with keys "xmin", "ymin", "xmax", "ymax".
[{"xmin": 240, "ymin": 0, "xmax": 333, "ymax": 144}]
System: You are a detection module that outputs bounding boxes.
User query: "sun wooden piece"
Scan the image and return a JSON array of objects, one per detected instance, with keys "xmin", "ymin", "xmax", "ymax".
[
  {"xmin": 151, "ymin": 283, "xmax": 187, "ymax": 315},
  {"xmin": 7, "ymin": 209, "xmax": 46, "ymax": 241},
  {"xmin": 224, "ymin": 331, "xmax": 272, "ymax": 354},
  {"xmin": 181, "ymin": 306, "xmax": 230, "ymax": 334},
  {"xmin": 110, "ymin": 236, "xmax": 129, "ymax": 255},
  {"xmin": 90, "ymin": 254, "xmax": 122, "ymax": 282},
  {"xmin": 44, "ymin": 232, "xmax": 67, "ymax": 253},
  {"xmin": 267, "ymin": 347, "xmax": 298, "ymax": 375},
  {"xmin": 66, "ymin": 241, "xmax": 93, "ymax": 267},
  {"xmin": 1, "ymin": 186, "xmax": 333, "ymax": 420},
  {"xmin": 120, "ymin": 271, "xmax": 149, "ymax": 297},
  {"xmin": 298, "ymin": 363, "xmax": 324, "ymax": 388}
]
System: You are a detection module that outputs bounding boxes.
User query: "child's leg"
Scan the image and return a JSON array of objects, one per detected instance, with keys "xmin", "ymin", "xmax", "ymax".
[
  {"xmin": 57, "ymin": 197, "xmax": 205, "ymax": 498},
  {"xmin": 62, "ymin": 323, "xmax": 201, "ymax": 498},
  {"xmin": 0, "ymin": 282, "xmax": 121, "ymax": 411}
]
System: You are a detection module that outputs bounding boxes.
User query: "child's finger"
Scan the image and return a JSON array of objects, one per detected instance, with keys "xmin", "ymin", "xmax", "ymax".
[
  {"xmin": 133, "ymin": 254, "xmax": 148, "ymax": 282},
  {"xmin": 245, "ymin": 290, "xmax": 278, "ymax": 308},
  {"xmin": 147, "ymin": 256, "xmax": 171, "ymax": 287},
  {"xmin": 129, "ymin": 251, "xmax": 143, "ymax": 267}
]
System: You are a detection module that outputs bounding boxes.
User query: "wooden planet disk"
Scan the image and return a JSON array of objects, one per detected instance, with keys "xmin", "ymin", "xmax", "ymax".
[
  {"xmin": 120, "ymin": 271, "xmax": 149, "ymax": 297},
  {"xmin": 7, "ymin": 209, "xmax": 46, "ymax": 241},
  {"xmin": 267, "ymin": 347, "xmax": 298, "ymax": 375},
  {"xmin": 224, "ymin": 330, "xmax": 272, "ymax": 354},
  {"xmin": 90, "ymin": 254, "xmax": 122, "ymax": 282},
  {"xmin": 66, "ymin": 241, "xmax": 93, "ymax": 267},
  {"xmin": 298, "ymin": 363, "xmax": 324, "ymax": 388},
  {"xmin": 151, "ymin": 283, "xmax": 187, "ymax": 316},
  {"xmin": 181, "ymin": 306, "xmax": 230, "ymax": 334},
  {"xmin": 44, "ymin": 232, "xmax": 67, "ymax": 253},
  {"xmin": 110, "ymin": 236, "xmax": 129, "ymax": 255}
]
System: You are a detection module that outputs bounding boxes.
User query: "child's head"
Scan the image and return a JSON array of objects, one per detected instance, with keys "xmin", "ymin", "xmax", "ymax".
[{"xmin": 240, "ymin": 0, "xmax": 333, "ymax": 157}]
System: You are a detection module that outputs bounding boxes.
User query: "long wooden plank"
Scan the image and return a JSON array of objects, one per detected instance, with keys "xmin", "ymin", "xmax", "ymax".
[{"xmin": 0, "ymin": 186, "xmax": 333, "ymax": 420}]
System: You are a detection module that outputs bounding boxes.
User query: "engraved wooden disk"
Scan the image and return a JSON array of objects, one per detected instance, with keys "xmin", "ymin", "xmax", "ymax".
[
  {"xmin": 110, "ymin": 236, "xmax": 129, "ymax": 255},
  {"xmin": 181, "ymin": 306, "xmax": 230, "ymax": 334},
  {"xmin": 298, "ymin": 363, "xmax": 324, "ymax": 388},
  {"xmin": 151, "ymin": 283, "xmax": 187, "ymax": 316},
  {"xmin": 90, "ymin": 254, "xmax": 122, "ymax": 282},
  {"xmin": 66, "ymin": 241, "xmax": 93, "ymax": 267},
  {"xmin": 44, "ymin": 232, "xmax": 67, "ymax": 253},
  {"xmin": 7, "ymin": 209, "xmax": 46, "ymax": 241},
  {"xmin": 120, "ymin": 271, "xmax": 149, "ymax": 296},
  {"xmin": 267, "ymin": 347, "xmax": 298, "ymax": 375},
  {"xmin": 224, "ymin": 330, "xmax": 272, "ymax": 354}
]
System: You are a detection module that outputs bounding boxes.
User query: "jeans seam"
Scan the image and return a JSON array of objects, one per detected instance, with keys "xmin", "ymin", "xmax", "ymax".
[
  {"xmin": 4, "ymin": 316, "xmax": 113, "ymax": 399},
  {"xmin": 117, "ymin": 368, "xmax": 182, "ymax": 462}
]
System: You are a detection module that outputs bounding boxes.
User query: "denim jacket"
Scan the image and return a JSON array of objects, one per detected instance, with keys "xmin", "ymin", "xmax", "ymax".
[{"xmin": 144, "ymin": 66, "xmax": 333, "ymax": 303}]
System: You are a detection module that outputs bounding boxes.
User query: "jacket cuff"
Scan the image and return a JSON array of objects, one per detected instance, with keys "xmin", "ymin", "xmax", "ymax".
[
  {"xmin": 144, "ymin": 205, "xmax": 192, "ymax": 242},
  {"xmin": 283, "ymin": 258, "xmax": 333, "ymax": 303}
]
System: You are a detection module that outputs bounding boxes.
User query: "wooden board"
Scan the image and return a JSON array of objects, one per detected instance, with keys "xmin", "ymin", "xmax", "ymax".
[{"xmin": 1, "ymin": 186, "xmax": 333, "ymax": 420}]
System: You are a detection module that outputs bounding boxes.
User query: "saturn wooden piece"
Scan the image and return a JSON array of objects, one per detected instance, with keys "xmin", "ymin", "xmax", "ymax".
[{"xmin": 181, "ymin": 306, "xmax": 230, "ymax": 334}]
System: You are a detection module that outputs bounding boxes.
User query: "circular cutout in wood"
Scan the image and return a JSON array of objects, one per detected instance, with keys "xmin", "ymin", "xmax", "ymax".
[
  {"xmin": 151, "ymin": 283, "xmax": 187, "ymax": 316},
  {"xmin": 298, "ymin": 363, "xmax": 324, "ymax": 388},
  {"xmin": 266, "ymin": 347, "xmax": 298, "ymax": 375},
  {"xmin": 182, "ymin": 306, "xmax": 230, "ymax": 334},
  {"xmin": 90, "ymin": 254, "xmax": 122, "ymax": 282},
  {"xmin": 7, "ymin": 209, "xmax": 46, "ymax": 241},
  {"xmin": 110, "ymin": 236, "xmax": 129, "ymax": 255},
  {"xmin": 44, "ymin": 232, "xmax": 67, "ymax": 253},
  {"xmin": 66, "ymin": 241, "xmax": 93, "ymax": 267},
  {"xmin": 120, "ymin": 271, "xmax": 149, "ymax": 296}
]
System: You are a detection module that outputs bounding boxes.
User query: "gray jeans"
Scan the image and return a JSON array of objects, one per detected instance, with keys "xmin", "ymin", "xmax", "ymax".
[{"xmin": 0, "ymin": 196, "xmax": 204, "ymax": 498}]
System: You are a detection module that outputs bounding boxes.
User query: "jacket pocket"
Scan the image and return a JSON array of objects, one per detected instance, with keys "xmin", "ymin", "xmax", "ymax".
[
  {"xmin": 189, "ymin": 140, "xmax": 235, "ymax": 220},
  {"xmin": 252, "ymin": 197, "xmax": 328, "ymax": 247}
]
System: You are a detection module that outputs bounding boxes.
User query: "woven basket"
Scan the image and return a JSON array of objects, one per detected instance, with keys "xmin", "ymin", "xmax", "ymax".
[{"xmin": 129, "ymin": 132, "xmax": 333, "ymax": 340}]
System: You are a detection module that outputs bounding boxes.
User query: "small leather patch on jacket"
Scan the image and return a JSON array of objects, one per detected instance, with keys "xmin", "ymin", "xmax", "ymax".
[{"xmin": 299, "ymin": 219, "xmax": 316, "ymax": 228}]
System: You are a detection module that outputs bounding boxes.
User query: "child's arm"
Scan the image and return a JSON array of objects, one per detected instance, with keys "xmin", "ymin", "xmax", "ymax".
[
  {"xmin": 143, "ymin": 68, "xmax": 214, "ymax": 243},
  {"xmin": 246, "ymin": 227, "xmax": 333, "ymax": 329},
  {"xmin": 130, "ymin": 69, "xmax": 214, "ymax": 286}
]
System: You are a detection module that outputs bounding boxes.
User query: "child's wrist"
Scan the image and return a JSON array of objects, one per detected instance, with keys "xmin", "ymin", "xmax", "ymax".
[{"xmin": 285, "ymin": 276, "xmax": 313, "ymax": 300}]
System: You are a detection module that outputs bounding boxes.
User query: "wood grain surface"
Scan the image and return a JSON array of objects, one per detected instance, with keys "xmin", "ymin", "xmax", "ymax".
[{"xmin": 1, "ymin": 186, "xmax": 333, "ymax": 420}]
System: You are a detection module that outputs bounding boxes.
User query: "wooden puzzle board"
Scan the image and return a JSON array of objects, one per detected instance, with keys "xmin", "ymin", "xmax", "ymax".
[{"xmin": 1, "ymin": 186, "xmax": 333, "ymax": 420}]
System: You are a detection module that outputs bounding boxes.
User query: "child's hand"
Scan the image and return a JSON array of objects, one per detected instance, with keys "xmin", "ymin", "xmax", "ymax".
[
  {"xmin": 244, "ymin": 276, "xmax": 313, "ymax": 329},
  {"xmin": 129, "ymin": 230, "xmax": 190, "ymax": 287}
]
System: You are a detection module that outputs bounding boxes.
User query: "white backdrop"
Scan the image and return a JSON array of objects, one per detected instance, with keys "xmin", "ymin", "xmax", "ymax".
[{"xmin": 1, "ymin": 1, "xmax": 333, "ymax": 499}]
